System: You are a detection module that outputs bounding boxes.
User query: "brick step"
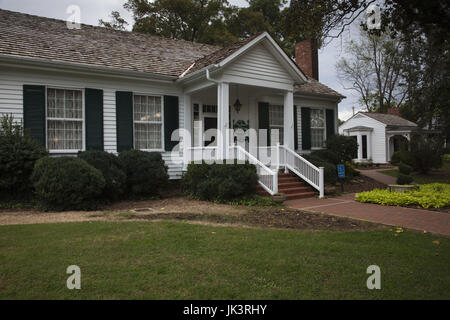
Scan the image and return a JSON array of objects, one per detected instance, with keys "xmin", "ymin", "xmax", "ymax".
[
  {"xmin": 278, "ymin": 182, "xmax": 307, "ymax": 189},
  {"xmin": 278, "ymin": 176, "xmax": 300, "ymax": 183},
  {"xmin": 285, "ymin": 192, "xmax": 317, "ymax": 200},
  {"xmin": 278, "ymin": 186, "xmax": 313, "ymax": 195},
  {"xmin": 256, "ymin": 172, "xmax": 318, "ymax": 200}
]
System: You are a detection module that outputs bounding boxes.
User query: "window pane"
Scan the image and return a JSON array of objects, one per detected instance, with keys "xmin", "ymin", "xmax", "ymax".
[
  {"xmin": 47, "ymin": 89, "xmax": 56, "ymax": 118},
  {"xmin": 55, "ymin": 89, "xmax": 65, "ymax": 118},
  {"xmin": 47, "ymin": 88, "xmax": 82, "ymax": 120},
  {"xmin": 47, "ymin": 120, "xmax": 82, "ymax": 150},
  {"xmin": 311, "ymin": 128, "xmax": 324, "ymax": 148},
  {"xmin": 134, "ymin": 123, "xmax": 162, "ymax": 150},
  {"xmin": 269, "ymin": 105, "xmax": 283, "ymax": 126},
  {"xmin": 311, "ymin": 109, "xmax": 325, "ymax": 128}
]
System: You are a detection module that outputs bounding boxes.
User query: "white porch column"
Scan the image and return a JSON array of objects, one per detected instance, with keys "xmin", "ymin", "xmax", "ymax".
[
  {"xmin": 357, "ymin": 134, "xmax": 363, "ymax": 161},
  {"xmin": 183, "ymin": 94, "xmax": 192, "ymax": 169},
  {"xmin": 217, "ymin": 82, "xmax": 230, "ymax": 160},
  {"xmin": 283, "ymin": 90, "xmax": 294, "ymax": 150}
]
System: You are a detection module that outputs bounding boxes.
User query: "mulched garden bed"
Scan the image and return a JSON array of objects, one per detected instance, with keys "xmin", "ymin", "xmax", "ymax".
[
  {"xmin": 129, "ymin": 208, "xmax": 382, "ymax": 232},
  {"xmin": 328, "ymin": 175, "xmax": 387, "ymax": 194},
  {"xmin": 356, "ymin": 164, "xmax": 396, "ymax": 170}
]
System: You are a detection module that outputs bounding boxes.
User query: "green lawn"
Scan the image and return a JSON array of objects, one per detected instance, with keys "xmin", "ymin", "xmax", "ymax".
[{"xmin": 0, "ymin": 221, "xmax": 449, "ymax": 300}]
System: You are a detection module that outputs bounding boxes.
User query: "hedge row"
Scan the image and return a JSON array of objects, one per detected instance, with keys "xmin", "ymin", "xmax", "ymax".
[
  {"xmin": 31, "ymin": 150, "xmax": 169, "ymax": 211},
  {"xmin": 182, "ymin": 161, "xmax": 258, "ymax": 202}
]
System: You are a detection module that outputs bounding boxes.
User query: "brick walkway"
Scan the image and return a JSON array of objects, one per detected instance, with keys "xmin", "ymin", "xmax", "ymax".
[{"xmin": 286, "ymin": 193, "xmax": 450, "ymax": 236}]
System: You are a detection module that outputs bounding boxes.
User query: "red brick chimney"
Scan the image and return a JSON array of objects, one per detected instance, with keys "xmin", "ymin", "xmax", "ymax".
[
  {"xmin": 387, "ymin": 107, "xmax": 401, "ymax": 116},
  {"xmin": 295, "ymin": 39, "xmax": 319, "ymax": 80}
]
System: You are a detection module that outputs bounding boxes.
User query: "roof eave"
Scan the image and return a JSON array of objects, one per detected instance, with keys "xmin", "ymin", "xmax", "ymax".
[{"xmin": 294, "ymin": 90, "xmax": 345, "ymax": 102}]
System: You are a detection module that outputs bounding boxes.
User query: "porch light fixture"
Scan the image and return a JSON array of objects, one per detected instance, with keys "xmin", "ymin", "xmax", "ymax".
[
  {"xmin": 233, "ymin": 85, "xmax": 242, "ymax": 113},
  {"xmin": 233, "ymin": 98, "xmax": 242, "ymax": 113}
]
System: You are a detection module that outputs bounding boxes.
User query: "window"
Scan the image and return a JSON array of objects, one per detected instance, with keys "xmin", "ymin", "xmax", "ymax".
[
  {"xmin": 202, "ymin": 104, "xmax": 217, "ymax": 113},
  {"xmin": 47, "ymin": 88, "xmax": 83, "ymax": 151},
  {"xmin": 311, "ymin": 109, "xmax": 325, "ymax": 148},
  {"xmin": 269, "ymin": 104, "xmax": 284, "ymax": 145},
  {"xmin": 133, "ymin": 95, "xmax": 163, "ymax": 150}
]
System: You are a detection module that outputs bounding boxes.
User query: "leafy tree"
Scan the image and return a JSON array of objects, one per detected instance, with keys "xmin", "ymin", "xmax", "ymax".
[
  {"xmin": 99, "ymin": 11, "xmax": 129, "ymax": 31},
  {"xmin": 336, "ymin": 27, "xmax": 407, "ymax": 113},
  {"xmin": 123, "ymin": 0, "xmax": 236, "ymax": 46},
  {"xmin": 398, "ymin": 23, "xmax": 450, "ymax": 140}
]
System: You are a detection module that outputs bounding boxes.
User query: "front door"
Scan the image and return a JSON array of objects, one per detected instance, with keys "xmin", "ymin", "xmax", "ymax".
[{"xmin": 204, "ymin": 117, "xmax": 217, "ymax": 147}]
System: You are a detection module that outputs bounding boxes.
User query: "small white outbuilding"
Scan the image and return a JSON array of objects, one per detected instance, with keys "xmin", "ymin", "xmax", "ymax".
[{"xmin": 339, "ymin": 112, "xmax": 418, "ymax": 164}]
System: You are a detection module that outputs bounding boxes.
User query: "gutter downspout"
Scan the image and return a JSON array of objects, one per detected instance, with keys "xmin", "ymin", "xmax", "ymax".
[{"xmin": 205, "ymin": 65, "xmax": 220, "ymax": 84}]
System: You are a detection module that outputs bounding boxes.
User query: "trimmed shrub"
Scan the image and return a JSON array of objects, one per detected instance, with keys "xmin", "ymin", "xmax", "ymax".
[
  {"xmin": 0, "ymin": 115, "xmax": 47, "ymax": 199},
  {"xmin": 390, "ymin": 151, "xmax": 414, "ymax": 166},
  {"xmin": 183, "ymin": 161, "xmax": 258, "ymax": 201},
  {"xmin": 411, "ymin": 146, "xmax": 442, "ymax": 174},
  {"xmin": 31, "ymin": 157, "xmax": 105, "ymax": 211},
  {"xmin": 325, "ymin": 134, "xmax": 358, "ymax": 163},
  {"xmin": 310, "ymin": 149, "xmax": 340, "ymax": 165},
  {"xmin": 119, "ymin": 150, "xmax": 169, "ymax": 197},
  {"xmin": 397, "ymin": 173, "xmax": 414, "ymax": 185},
  {"xmin": 398, "ymin": 162, "xmax": 413, "ymax": 175},
  {"xmin": 303, "ymin": 155, "xmax": 338, "ymax": 185},
  {"xmin": 78, "ymin": 150, "xmax": 126, "ymax": 200}
]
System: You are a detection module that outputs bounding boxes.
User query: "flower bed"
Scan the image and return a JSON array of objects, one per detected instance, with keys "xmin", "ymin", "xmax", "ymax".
[{"xmin": 355, "ymin": 183, "xmax": 450, "ymax": 209}]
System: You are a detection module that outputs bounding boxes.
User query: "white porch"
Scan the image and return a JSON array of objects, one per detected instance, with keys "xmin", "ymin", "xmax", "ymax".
[{"xmin": 181, "ymin": 81, "xmax": 324, "ymax": 198}]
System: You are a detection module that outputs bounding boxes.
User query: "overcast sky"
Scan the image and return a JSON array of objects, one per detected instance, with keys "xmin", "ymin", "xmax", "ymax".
[{"xmin": 0, "ymin": 0, "xmax": 362, "ymax": 120}]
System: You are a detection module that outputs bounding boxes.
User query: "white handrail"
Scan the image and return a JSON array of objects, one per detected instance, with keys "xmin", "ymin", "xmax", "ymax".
[
  {"xmin": 229, "ymin": 145, "xmax": 278, "ymax": 195},
  {"xmin": 280, "ymin": 145, "xmax": 324, "ymax": 198}
]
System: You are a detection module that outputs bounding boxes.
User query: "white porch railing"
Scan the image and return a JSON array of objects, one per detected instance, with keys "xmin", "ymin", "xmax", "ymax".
[
  {"xmin": 229, "ymin": 145, "xmax": 278, "ymax": 195},
  {"xmin": 279, "ymin": 145, "xmax": 324, "ymax": 198},
  {"xmin": 184, "ymin": 144, "xmax": 323, "ymax": 198}
]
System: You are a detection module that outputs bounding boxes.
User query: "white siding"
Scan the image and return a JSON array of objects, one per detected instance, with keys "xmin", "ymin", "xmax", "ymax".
[
  {"xmin": 221, "ymin": 44, "xmax": 294, "ymax": 90},
  {"xmin": 339, "ymin": 113, "xmax": 387, "ymax": 163},
  {"xmin": 0, "ymin": 68, "xmax": 184, "ymax": 179}
]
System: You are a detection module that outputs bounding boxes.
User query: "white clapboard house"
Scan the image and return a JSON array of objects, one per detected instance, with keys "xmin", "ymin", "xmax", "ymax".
[
  {"xmin": 339, "ymin": 112, "xmax": 418, "ymax": 164},
  {"xmin": 0, "ymin": 9, "xmax": 345, "ymax": 198}
]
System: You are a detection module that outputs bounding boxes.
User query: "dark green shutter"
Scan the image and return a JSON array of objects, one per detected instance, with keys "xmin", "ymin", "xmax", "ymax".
[
  {"xmin": 294, "ymin": 105, "xmax": 298, "ymax": 150},
  {"xmin": 23, "ymin": 85, "xmax": 46, "ymax": 146},
  {"xmin": 164, "ymin": 95, "xmax": 179, "ymax": 151},
  {"xmin": 301, "ymin": 107, "xmax": 311, "ymax": 150},
  {"xmin": 258, "ymin": 102, "xmax": 270, "ymax": 146},
  {"xmin": 116, "ymin": 91, "xmax": 133, "ymax": 152},
  {"xmin": 85, "ymin": 88, "xmax": 104, "ymax": 150},
  {"xmin": 326, "ymin": 109, "xmax": 335, "ymax": 140}
]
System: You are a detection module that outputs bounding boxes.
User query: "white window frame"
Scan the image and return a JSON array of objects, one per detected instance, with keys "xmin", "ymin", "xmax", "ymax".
[
  {"xmin": 132, "ymin": 93, "xmax": 165, "ymax": 152},
  {"xmin": 45, "ymin": 86, "xmax": 85, "ymax": 154},
  {"xmin": 310, "ymin": 108, "xmax": 326, "ymax": 150}
]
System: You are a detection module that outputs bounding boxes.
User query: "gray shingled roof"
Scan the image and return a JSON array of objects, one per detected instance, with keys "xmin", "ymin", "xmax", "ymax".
[
  {"xmin": 0, "ymin": 9, "xmax": 219, "ymax": 77},
  {"xmin": 0, "ymin": 9, "xmax": 345, "ymax": 100},
  {"xmin": 295, "ymin": 77, "xmax": 345, "ymax": 99},
  {"xmin": 362, "ymin": 113, "xmax": 417, "ymax": 127}
]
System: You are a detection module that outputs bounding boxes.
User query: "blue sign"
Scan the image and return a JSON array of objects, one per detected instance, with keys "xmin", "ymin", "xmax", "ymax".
[{"xmin": 337, "ymin": 164, "xmax": 345, "ymax": 178}]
